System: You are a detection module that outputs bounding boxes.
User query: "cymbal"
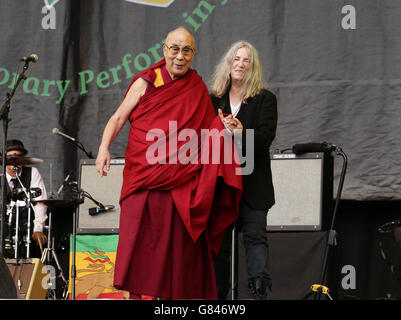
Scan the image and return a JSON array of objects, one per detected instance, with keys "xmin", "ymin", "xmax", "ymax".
[
  {"xmin": 0, "ymin": 156, "xmax": 43, "ymax": 166},
  {"xmin": 35, "ymin": 199, "xmax": 73, "ymax": 207}
]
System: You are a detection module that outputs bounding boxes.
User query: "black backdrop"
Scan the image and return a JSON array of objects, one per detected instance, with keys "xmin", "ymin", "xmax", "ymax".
[
  {"xmin": 1, "ymin": 0, "xmax": 401, "ymax": 299},
  {"xmin": 1, "ymin": 0, "xmax": 400, "ymax": 200}
]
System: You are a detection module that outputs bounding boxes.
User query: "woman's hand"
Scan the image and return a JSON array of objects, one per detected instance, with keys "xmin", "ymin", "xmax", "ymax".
[{"xmin": 218, "ymin": 108, "xmax": 243, "ymax": 135}]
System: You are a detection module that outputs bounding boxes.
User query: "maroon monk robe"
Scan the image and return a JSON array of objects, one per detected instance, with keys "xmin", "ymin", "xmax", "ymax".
[{"xmin": 114, "ymin": 59, "xmax": 242, "ymax": 299}]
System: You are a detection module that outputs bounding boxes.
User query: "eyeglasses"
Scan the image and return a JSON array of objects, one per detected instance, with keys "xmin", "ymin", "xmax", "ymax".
[{"xmin": 165, "ymin": 44, "xmax": 195, "ymax": 57}]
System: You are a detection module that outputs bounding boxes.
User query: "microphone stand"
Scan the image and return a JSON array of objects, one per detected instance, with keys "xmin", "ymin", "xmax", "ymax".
[
  {"xmin": 61, "ymin": 136, "xmax": 93, "ymax": 159},
  {"xmin": 54, "ymin": 129, "xmax": 94, "ymax": 159},
  {"xmin": 67, "ymin": 184, "xmax": 103, "ymax": 299},
  {"xmin": 0, "ymin": 60, "xmax": 32, "ymax": 256},
  {"xmin": 78, "ymin": 187, "xmax": 105, "ymax": 209},
  {"xmin": 312, "ymin": 146, "xmax": 348, "ymax": 300},
  {"xmin": 74, "ymin": 140, "xmax": 94, "ymax": 159},
  {"xmin": 230, "ymin": 223, "xmax": 238, "ymax": 300},
  {"xmin": 68, "ymin": 184, "xmax": 84, "ymax": 300}
]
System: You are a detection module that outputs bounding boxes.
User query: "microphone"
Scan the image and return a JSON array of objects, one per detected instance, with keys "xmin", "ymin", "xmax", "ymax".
[
  {"xmin": 20, "ymin": 54, "xmax": 38, "ymax": 63},
  {"xmin": 89, "ymin": 205, "xmax": 115, "ymax": 216},
  {"xmin": 292, "ymin": 142, "xmax": 336, "ymax": 155},
  {"xmin": 57, "ymin": 173, "xmax": 71, "ymax": 194},
  {"xmin": 52, "ymin": 128, "xmax": 76, "ymax": 142}
]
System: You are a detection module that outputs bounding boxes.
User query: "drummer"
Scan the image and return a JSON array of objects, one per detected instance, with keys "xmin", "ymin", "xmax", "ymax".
[{"xmin": 5, "ymin": 139, "xmax": 48, "ymax": 250}]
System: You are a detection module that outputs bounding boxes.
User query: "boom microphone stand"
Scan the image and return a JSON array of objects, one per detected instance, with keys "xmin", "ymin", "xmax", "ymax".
[
  {"xmin": 67, "ymin": 186, "xmax": 84, "ymax": 300},
  {"xmin": 52, "ymin": 128, "xmax": 94, "ymax": 159},
  {"xmin": 67, "ymin": 183, "xmax": 108, "ymax": 299},
  {"xmin": 312, "ymin": 145, "xmax": 348, "ymax": 300},
  {"xmin": 230, "ymin": 223, "xmax": 239, "ymax": 299},
  {"xmin": 0, "ymin": 59, "xmax": 35, "ymax": 256}
]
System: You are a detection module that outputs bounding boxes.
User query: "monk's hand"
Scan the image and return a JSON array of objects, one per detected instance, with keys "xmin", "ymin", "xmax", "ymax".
[{"xmin": 95, "ymin": 146, "xmax": 111, "ymax": 177}]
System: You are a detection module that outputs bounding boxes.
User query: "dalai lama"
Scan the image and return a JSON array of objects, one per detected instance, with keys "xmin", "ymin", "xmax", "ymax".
[{"xmin": 95, "ymin": 27, "xmax": 242, "ymax": 299}]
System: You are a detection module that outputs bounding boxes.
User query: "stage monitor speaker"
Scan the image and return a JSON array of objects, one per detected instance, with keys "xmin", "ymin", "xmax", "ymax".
[
  {"xmin": 77, "ymin": 158, "xmax": 125, "ymax": 234},
  {"xmin": 267, "ymin": 152, "xmax": 333, "ymax": 231},
  {"xmin": 5, "ymin": 258, "xmax": 49, "ymax": 299},
  {"xmin": 0, "ymin": 253, "xmax": 17, "ymax": 299},
  {"xmin": 237, "ymin": 231, "xmax": 339, "ymax": 300}
]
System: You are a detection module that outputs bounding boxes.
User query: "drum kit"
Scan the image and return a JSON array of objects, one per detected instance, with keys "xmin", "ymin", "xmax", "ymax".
[
  {"xmin": 3, "ymin": 155, "xmax": 42, "ymax": 259},
  {"xmin": 1, "ymin": 154, "xmax": 72, "ymax": 299}
]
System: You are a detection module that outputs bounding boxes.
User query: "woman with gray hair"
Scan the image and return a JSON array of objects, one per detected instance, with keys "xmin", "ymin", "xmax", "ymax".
[{"xmin": 210, "ymin": 41, "xmax": 278, "ymax": 299}]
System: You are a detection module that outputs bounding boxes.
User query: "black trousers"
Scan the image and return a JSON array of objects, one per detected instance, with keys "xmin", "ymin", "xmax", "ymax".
[{"xmin": 213, "ymin": 199, "xmax": 272, "ymax": 299}]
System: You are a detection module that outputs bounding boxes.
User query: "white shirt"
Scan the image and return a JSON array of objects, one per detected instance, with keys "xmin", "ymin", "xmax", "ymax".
[
  {"xmin": 6, "ymin": 167, "xmax": 48, "ymax": 233},
  {"xmin": 230, "ymin": 102, "xmax": 241, "ymax": 118}
]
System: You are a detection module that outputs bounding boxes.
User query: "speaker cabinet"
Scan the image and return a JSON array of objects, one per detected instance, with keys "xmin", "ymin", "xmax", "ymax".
[
  {"xmin": 0, "ymin": 253, "xmax": 17, "ymax": 299},
  {"xmin": 267, "ymin": 152, "xmax": 333, "ymax": 231},
  {"xmin": 237, "ymin": 231, "xmax": 338, "ymax": 300},
  {"xmin": 77, "ymin": 158, "xmax": 125, "ymax": 234},
  {"xmin": 5, "ymin": 258, "xmax": 49, "ymax": 299}
]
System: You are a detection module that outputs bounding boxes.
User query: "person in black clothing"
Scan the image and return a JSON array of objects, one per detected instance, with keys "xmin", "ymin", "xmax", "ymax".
[{"xmin": 210, "ymin": 41, "xmax": 277, "ymax": 299}]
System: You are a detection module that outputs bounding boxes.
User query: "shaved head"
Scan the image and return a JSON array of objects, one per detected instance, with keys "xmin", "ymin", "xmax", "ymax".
[
  {"xmin": 163, "ymin": 27, "xmax": 196, "ymax": 79},
  {"xmin": 166, "ymin": 28, "xmax": 195, "ymax": 49}
]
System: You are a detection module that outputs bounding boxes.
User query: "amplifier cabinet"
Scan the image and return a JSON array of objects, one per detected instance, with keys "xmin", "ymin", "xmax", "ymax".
[
  {"xmin": 267, "ymin": 152, "xmax": 333, "ymax": 231},
  {"xmin": 77, "ymin": 158, "xmax": 125, "ymax": 234},
  {"xmin": 6, "ymin": 258, "xmax": 49, "ymax": 299}
]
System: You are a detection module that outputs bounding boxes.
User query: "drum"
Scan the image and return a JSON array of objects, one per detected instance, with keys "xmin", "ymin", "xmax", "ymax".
[{"xmin": 3, "ymin": 202, "xmax": 30, "ymax": 259}]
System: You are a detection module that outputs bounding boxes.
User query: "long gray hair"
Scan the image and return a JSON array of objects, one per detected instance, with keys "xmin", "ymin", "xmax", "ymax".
[{"xmin": 210, "ymin": 41, "xmax": 265, "ymax": 102}]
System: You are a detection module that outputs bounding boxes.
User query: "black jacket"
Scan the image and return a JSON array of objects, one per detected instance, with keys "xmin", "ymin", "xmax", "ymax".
[{"xmin": 210, "ymin": 89, "xmax": 277, "ymax": 211}]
